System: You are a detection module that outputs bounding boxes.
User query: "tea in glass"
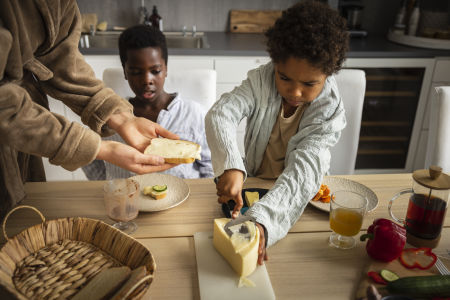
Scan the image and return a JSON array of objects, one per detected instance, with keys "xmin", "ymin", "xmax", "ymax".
[
  {"xmin": 388, "ymin": 166, "xmax": 450, "ymax": 248},
  {"xmin": 405, "ymin": 194, "xmax": 447, "ymax": 239}
]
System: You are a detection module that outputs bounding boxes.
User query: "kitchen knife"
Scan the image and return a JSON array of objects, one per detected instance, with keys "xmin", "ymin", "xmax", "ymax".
[{"xmin": 224, "ymin": 215, "xmax": 255, "ymax": 237}]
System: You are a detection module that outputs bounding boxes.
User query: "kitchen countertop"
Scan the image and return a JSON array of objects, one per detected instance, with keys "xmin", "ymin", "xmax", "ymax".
[{"xmin": 80, "ymin": 31, "xmax": 450, "ymax": 58}]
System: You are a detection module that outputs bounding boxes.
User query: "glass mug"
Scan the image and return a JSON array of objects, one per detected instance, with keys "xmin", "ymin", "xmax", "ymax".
[
  {"xmin": 389, "ymin": 180, "xmax": 449, "ymax": 243},
  {"xmin": 103, "ymin": 178, "xmax": 140, "ymax": 234}
]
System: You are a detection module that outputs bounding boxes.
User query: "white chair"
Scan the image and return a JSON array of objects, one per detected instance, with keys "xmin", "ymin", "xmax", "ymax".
[
  {"xmin": 425, "ymin": 86, "xmax": 450, "ymax": 173},
  {"xmin": 329, "ymin": 69, "xmax": 366, "ymax": 175},
  {"xmin": 102, "ymin": 68, "xmax": 217, "ymax": 110}
]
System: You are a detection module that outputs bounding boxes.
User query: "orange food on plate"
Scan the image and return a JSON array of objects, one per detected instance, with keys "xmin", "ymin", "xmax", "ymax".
[{"xmin": 311, "ymin": 184, "xmax": 333, "ymax": 203}]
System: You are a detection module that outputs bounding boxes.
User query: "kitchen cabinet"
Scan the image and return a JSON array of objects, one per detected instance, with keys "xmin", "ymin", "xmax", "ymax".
[
  {"xmin": 42, "ymin": 55, "xmax": 445, "ymax": 180},
  {"xmin": 83, "ymin": 55, "xmax": 214, "ymax": 79},
  {"xmin": 214, "ymin": 56, "xmax": 271, "ymax": 156},
  {"xmin": 42, "ymin": 98, "xmax": 89, "ymax": 181}
]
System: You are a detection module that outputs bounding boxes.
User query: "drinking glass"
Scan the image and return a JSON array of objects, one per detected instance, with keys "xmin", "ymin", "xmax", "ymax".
[
  {"xmin": 329, "ymin": 190, "xmax": 368, "ymax": 249},
  {"xmin": 103, "ymin": 178, "xmax": 140, "ymax": 234}
]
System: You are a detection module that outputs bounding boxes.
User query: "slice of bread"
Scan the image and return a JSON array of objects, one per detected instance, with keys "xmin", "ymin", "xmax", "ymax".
[
  {"xmin": 144, "ymin": 138, "xmax": 201, "ymax": 164},
  {"xmin": 143, "ymin": 186, "xmax": 167, "ymax": 200}
]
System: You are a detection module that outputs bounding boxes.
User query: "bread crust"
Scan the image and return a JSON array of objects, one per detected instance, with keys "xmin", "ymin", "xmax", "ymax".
[{"xmin": 164, "ymin": 157, "xmax": 195, "ymax": 164}]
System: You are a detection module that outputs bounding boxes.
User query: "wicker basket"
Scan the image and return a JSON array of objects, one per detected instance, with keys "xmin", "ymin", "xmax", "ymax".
[{"xmin": 0, "ymin": 206, "xmax": 155, "ymax": 299}]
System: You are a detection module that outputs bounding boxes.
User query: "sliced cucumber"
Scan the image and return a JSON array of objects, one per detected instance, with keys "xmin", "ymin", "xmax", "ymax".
[
  {"xmin": 152, "ymin": 185, "xmax": 167, "ymax": 192},
  {"xmin": 380, "ymin": 269, "xmax": 399, "ymax": 282}
]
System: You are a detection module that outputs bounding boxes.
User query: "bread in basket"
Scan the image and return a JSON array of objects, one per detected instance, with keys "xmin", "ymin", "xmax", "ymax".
[{"xmin": 0, "ymin": 206, "xmax": 155, "ymax": 299}]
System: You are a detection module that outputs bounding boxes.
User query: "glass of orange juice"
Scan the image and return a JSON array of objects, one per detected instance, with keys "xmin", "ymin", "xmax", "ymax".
[{"xmin": 329, "ymin": 190, "xmax": 368, "ymax": 249}]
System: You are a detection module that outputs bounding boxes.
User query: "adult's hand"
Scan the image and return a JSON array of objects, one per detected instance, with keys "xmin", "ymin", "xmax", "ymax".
[
  {"xmin": 107, "ymin": 111, "xmax": 179, "ymax": 152},
  {"xmin": 255, "ymin": 222, "xmax": 268, "ymax": 265},
  {"xmin": 96, "ymin": 140, "xmax": 176, "ymax": 174},
  {"xmin": 216, "ymin": 169, "xmax": 244, "ymax": 219}
]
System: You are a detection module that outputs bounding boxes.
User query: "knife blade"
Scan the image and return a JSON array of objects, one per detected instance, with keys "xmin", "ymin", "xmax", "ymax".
[{"xmin": 224, "ymin": 215, "xmax": 255, "ymax": 237}]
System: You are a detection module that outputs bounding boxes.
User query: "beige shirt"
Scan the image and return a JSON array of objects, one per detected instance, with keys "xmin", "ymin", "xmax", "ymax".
[{"xmin": 256, "ymin": 102, "xmax": 308, "ymax": 179}]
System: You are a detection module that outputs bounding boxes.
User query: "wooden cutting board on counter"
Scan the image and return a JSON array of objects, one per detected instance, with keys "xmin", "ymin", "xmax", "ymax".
[
  {"xmin": 355, "ymin": 254, "xmax": 450, "ymax": 298},
  {"xmin": 229, "ymin": 10, "xmax": 281, "ymax": 33},
  {"xmin": 194, "ymin": 231, "xmax": 275, "ymax": 300}
]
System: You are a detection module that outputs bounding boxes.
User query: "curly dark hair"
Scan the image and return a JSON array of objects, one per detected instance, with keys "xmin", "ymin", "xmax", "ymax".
[
  {"xmin": 265, "ymin": 1, "xmax": 349, "ymax": 75},
  {"xmin": 118, "ymin": 25, "xmax": 168, "ymax": 67}
]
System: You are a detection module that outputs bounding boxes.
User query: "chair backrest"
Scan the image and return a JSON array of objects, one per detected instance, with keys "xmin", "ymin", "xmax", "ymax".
[
  {"xmin": 102, "ymin": 68, "xmax": 217, "ymax": 110},
  {"xmin": 329, "ymin": 69, "xmax": 366, "ymax": 175},
  {"xmin": 425, "ymin": 86, "xmax": 450, "ymax": 173}
]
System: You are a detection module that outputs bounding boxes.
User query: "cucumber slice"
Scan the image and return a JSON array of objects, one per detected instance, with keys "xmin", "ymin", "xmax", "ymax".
[
  {"xmin": 152, "ymin": 185, "xmax": 167, "ymax": 192},
  {"xmin": 380, "ymin": 269, "xmax": 399, "ymax": 282}
]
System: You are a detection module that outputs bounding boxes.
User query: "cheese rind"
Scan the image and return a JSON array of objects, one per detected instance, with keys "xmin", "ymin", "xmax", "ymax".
[
  {"xmin": 213, "ymin": 218, "xmax": 259, "ymax": 278},
  {"xmin": 244, "ymin": 191, "xmax": 259, "ymax": 207}
]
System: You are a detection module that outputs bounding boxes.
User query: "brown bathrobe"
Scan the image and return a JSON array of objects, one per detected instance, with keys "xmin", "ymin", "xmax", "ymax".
[{"xmin": 0, "ymin": 0, "xmax": 133, "ymax": 218}]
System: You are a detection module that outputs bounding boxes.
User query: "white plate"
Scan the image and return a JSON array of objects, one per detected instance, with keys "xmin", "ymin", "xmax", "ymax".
[
  {"xmin": 129, "ymin": 173, "xmax": 190, "ymax": 212},
  {"xmin": 309, "ymin": 177, "xmax": 378, "ymax": 213}
]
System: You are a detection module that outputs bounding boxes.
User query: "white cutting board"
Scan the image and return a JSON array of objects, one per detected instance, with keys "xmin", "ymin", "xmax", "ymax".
[{"xmin": 194, "ymin": 231, "xmax": 276, "ymax": 300}]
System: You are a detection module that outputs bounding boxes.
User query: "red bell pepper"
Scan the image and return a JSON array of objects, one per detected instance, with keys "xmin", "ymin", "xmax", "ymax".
[
  {"xmin": 399, "ymin": 247, "xmax": 437, "ymax": 270},
  {"xmin": 367, "ymin": 271, "xmax": 387, "ymax": 285},
  {"xmin": 360, "ymin": 218, "xmax": 407, "ymax": 262}
]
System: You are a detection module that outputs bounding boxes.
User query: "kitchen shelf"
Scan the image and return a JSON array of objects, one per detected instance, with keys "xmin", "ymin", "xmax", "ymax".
[
  {"xmin": 361, "ymin": 121, "xmax": 411, "ymax": 127},
  {"xmin": 359, "ymin": 136, "xmax": 409, "ymax": 142},
  {"xmin": 387, "ymin": 30, "xmax": 450, "ymax": 50},
  {"xmin": 365, "ymin": 91, "xmax": 417, "ymax": 97},
  {"xmin": 366, "ymin": 75, "xmax": 421, "ymax": 81},
  {"xmin": 357, "ymin": 149, "xmax": 405, "ymax": 155}
]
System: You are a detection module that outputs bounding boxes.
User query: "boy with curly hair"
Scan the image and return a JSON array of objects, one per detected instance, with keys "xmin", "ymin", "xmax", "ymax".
[{"xmin": 205, "ymin": 1, "xmax": 349, "ymax": 263}]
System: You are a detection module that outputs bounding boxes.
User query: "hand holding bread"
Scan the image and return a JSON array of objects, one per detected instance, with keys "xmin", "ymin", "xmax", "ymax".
[
  {"xmin": 97, "ymin": 112, "xmax": 180, "ymax": 174},
  {"xmin": 107, "ymin": 112, "xmax": 179, "ymax": 153},
  {"xmin": 97, "ymin": 140, "xmax": 174, "ymax": 175}
]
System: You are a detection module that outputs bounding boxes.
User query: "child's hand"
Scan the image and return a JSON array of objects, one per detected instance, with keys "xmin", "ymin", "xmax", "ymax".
[
  {"xmin": 216, "ymin": 169, "xmax": 244, "ymax": 218},
  {"xmin": 255, "ymin": 222, "xmax": 268, "ymax": 265}
]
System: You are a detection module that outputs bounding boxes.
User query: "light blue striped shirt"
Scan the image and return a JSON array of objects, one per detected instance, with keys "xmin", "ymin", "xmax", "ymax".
[
  {"xmin": 83, "ymin": 94, "xmax": 214, "ymax": 180},
  {"xmin": 205, "ymin": 62, "xmax": 346, "ymax": 247}
]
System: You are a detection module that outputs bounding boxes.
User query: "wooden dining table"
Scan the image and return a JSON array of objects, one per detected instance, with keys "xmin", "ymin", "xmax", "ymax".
[{"xmin": 3, "ymin": 173, "xmax": 450, "ymax": 299}]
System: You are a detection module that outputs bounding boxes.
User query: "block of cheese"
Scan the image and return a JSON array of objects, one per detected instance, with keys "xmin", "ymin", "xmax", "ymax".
[
  {"xmin": 244, "ymin": 191, "xmax": 259, "ymax": 207},
  {"xmin": 213, "ymin": 218, "xmax": 259, "ymax": 278}
]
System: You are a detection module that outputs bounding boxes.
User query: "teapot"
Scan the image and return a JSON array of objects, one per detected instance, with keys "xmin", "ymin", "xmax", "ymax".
[{"xmin": 388, "ymin": 166, "xmax": 450, "ymax": 248}]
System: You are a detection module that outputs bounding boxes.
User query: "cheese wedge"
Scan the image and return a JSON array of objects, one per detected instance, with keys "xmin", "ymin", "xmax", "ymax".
[
  {"xmin": 213, "ymin": 218, "xmax": 259, "ymax": 278},
  {"xmin": 144, "ymin": 138, "xmax": 201, "ymax": 164},
  {"xmin": 244, "ymin": 191, "xmax": 259, "ymax": 207}
]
